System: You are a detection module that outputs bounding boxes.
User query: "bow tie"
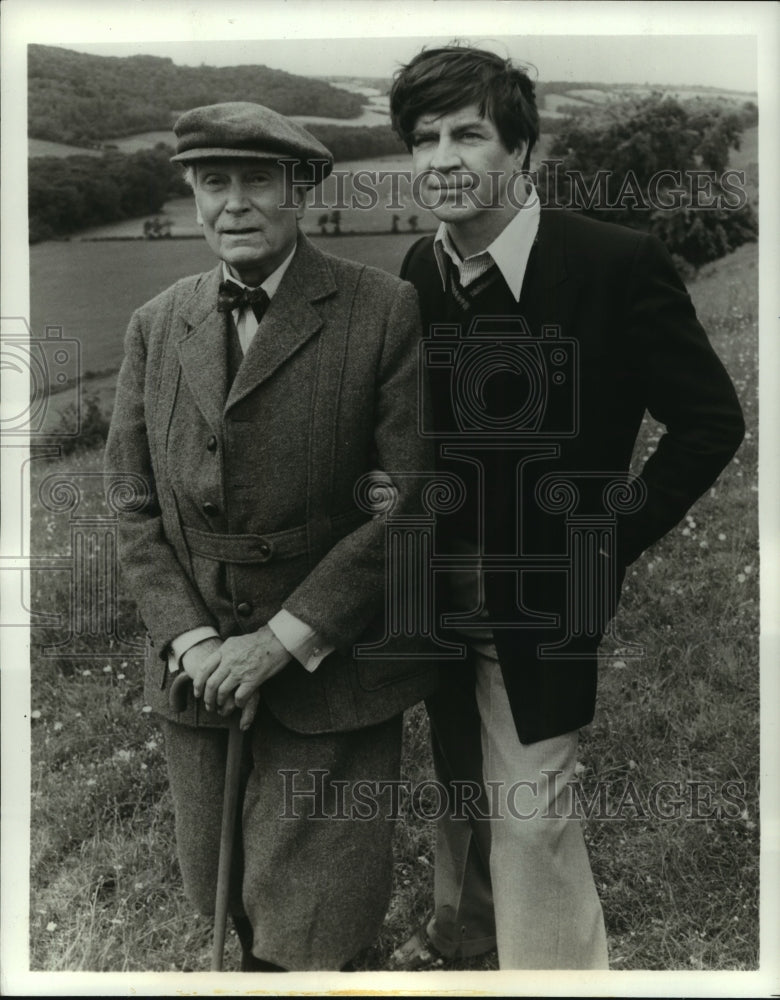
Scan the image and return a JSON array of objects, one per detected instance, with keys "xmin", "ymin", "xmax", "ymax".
[{"xmin": 217, "ymin": 280, "xmax": 271, "ymax": 323}]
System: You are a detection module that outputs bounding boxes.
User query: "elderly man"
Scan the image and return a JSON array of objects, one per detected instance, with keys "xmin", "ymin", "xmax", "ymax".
[
  {"xmin": 387, "ymin": 46, "xmax": 745, "ymax": 970},
  {"xmin": 104, "ymin": 102, "xmax": 435, "ymax": 971}
]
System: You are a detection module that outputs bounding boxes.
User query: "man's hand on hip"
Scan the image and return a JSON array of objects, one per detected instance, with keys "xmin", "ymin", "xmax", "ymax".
[{"xmin": 201, "ymin": 626, "xmax": 292, "ymax": 730}]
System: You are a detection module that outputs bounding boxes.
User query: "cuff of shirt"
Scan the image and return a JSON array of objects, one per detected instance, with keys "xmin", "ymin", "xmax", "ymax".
[
  {"xmin": 268, "ymin": 609, "xmax": 334, "ymax": 672},
  {"xmin": 168, "ymin": 625, "xmax": 220, "ymax": 673}
]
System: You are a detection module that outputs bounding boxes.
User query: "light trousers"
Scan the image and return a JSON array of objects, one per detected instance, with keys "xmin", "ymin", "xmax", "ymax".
[{"xmin": 426, "ymin": 645, "xmax": 608, "ymax": 969}]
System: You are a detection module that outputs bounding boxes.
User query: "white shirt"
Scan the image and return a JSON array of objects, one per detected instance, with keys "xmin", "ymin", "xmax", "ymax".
[
  {"xmin": 169, "ymin": 243, "xmax": 334, "ymax": 674},
  {"xmin": 433, "ymin": 181, "xmax": 540, "ymax": 301},
  {"xmin": 221, "ymin": 248, "xmax": 295, "ymax": 352}
]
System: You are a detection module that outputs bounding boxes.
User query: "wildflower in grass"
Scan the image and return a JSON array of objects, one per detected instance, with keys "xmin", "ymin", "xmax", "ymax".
[
  {"xmin": 82, "ymin": 669, "xmax": 92, "ymax": 677},
  {"xmin": 718, "ymin": 533, "xmax": 727, "ymax": 541},
  {"xmin": 103, "ymin": 664, "xmax": 112, "ymax": 673},
  {"xmin": 682, "ymin": 527, "xmax": 691, "ymax": 536},
  {"xmin": 117, "ymin": 673, "xmax": 126, "ymax": 680},
  {"xmin": 737, "ymin": 573, "xmax": 746, "ymax": 583},
  {"xmin": 53, "ymin": 721, "xmax": 63, "ymax": 732},
  {"xmin": 31, "ymin": 710, "xmax": 41, "ymax": 720},
  {"xmin": 46, "ymin": 922, "xmax": 57, "ymax": 932}
]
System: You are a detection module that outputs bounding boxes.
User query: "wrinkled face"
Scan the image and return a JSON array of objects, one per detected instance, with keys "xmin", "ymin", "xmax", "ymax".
[
  {"xmin": 410, "ymin": 103, "xmax": 527, "ymax": 242},
  {"xmin": 192, "ymin": 159, "xmax": 305, "ymax": 285}
]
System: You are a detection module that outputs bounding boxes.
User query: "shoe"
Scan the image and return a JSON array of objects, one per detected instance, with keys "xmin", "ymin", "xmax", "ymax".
[
  {"xmin": 389, "ymin": 924, "xmax": 446, "ymax": 971},
  {"xmin": 241, "ymin": 952, "xmax": 286, "ymax": 972}
]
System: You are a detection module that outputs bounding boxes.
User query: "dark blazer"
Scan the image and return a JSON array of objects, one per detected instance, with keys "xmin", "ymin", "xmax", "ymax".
[
  {"xmin": 105, "ymin": 234, "xmax": 436, "ymax": 734},
  {"xmin": 402, "ymin": 209, "xmax": 745, "ymax": 744}
]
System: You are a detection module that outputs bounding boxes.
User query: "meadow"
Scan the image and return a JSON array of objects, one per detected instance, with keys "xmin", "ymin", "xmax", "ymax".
[
  {"xmin": 28, "ymin": 230, "xmax": 426, "ymax": 428},
  {"xmin": 24, "ymin": 231, "xmax": 759, "ymax": 975}
]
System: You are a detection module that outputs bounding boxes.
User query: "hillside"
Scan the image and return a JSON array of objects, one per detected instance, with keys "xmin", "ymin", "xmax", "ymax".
[{"xmin": 28, "ymin": 44, "xmax": 366, "ymax": 145}]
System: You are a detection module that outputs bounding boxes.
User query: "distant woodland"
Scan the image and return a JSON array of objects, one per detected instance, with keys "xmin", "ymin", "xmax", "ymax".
[
  {"xmin": 28, "ymin": 147, "xmax": 191, "ymax": 243},
  {"xmin": 27, "ymin": 120, "xmax": 411, "ymax": 243},
  {"xmin": 28, "ymin": 44, "xmax": 366, "ymax": 144}
]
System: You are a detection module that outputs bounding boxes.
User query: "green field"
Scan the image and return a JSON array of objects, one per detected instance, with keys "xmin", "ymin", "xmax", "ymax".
[{"xmin": 29, "ymin": 232, "xmax": 425, "ymax": 373}]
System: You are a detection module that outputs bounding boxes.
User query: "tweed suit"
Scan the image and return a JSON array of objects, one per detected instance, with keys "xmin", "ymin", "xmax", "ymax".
[{"xmin": 105, "ymin": 233, "xmax": 436, "ymax": 967}]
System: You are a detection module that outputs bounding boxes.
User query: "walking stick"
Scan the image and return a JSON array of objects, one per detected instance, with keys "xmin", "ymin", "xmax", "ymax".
[{"xmin": 169, "ymin": 671, "xmax": 245, "ymax": 972}]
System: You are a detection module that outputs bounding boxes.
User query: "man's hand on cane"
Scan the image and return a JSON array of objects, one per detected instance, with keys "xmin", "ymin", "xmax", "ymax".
[{"xmin": 193, "ymin": 627, "xmax": 292, "ymax": 730}]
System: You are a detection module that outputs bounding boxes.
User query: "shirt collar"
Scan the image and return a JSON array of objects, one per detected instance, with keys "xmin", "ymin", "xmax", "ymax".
[
  {"xmin": 433, "ymin": 183, "xmax": 540, "ymax": 302},
  {"xmin": 221, "ymin": 241, "xmax": 297, "ymax": 301}
]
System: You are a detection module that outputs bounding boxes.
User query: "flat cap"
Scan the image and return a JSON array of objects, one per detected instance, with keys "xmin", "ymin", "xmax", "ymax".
[{"xmin": 171, "ymin": 102, "xmax": 333, "ymax": 185}]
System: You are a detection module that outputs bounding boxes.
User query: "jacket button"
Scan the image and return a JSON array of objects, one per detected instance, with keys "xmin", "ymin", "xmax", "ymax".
[
  {"xmin": 237, "ymin": 602, "xmax": 253, "ymax": 617},
  {"xmin": 206, "ymin": 435, "xmax": 217, "ymax": 452},
  {"xmin": 202, "ymin": 501, "xmax": 219, "ymax": 517},
  {"xmin": 258, "ymin": 542, "xmax": 271, "ymax": 558}
]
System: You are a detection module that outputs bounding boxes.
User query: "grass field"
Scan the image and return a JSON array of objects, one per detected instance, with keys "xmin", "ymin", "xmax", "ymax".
[
  {"xmin": 28, "ymin": 230, "xmax": 426, "ymax": 404},
  {"xmin": 23, "ymin": 234, "xmax": 759, "ymax": 975}
]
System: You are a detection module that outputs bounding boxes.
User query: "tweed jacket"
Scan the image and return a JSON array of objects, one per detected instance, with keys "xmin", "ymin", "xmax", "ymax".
[
  {"xmin": 402, "ymin": 209, "xmax": 745, "ymax": 744},
  {"xmin": 105, "ymin": 234, "xmax": 436, "ymax": 733}
]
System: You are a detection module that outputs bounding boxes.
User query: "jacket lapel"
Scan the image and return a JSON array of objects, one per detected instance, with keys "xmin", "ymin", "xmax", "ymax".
[
  {"xmin": 520, "ymin": 209, "xmax": 575, "ymax": 330},
  {"xmin": 176, "ymin": 264, "xmax": 229, "ymax": 433},
  {"xmin": 226, "ymin": 234, "xmax": 336, "ymax": 411},
  {"xmin": 172, "ymin": 236, "xmax": 337, "ymax": 430}
]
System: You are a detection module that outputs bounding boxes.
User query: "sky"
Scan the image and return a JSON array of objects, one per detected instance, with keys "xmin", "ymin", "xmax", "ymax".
[{"xmin": 48, "ymin": 34, "xmax": 758, "ymax": 93}]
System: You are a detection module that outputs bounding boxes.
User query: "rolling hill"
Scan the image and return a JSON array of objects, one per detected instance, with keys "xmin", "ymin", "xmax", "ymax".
[{"xmin": 28, "ymin": 44, "xmax": 366, "ymax": 146}]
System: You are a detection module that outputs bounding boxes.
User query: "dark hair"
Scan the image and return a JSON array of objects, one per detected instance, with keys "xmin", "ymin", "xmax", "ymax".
[{"xmin": 389, "ymin": 45, "xmax": 539, "ymax": 169}]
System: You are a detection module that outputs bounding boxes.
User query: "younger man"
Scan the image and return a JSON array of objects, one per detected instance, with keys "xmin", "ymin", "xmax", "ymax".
[{"xmin": 389, "ymin": 45, "xmax": 744, "ymax": 969}]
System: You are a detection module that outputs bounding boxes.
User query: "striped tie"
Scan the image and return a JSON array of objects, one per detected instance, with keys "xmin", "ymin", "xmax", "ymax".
[{"xmin": 445, "ymin": 255, "xmax": 501, "ymax": 311}]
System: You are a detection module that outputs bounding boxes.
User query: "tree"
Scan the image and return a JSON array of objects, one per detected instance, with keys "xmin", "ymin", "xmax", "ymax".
[
  {"xmin": 28, "ymin": 147, "xmax": 192, "ymax": 243},
  {"xmin": 545, "ymin": 94, "xmax": 757, "ymax": 266}
]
